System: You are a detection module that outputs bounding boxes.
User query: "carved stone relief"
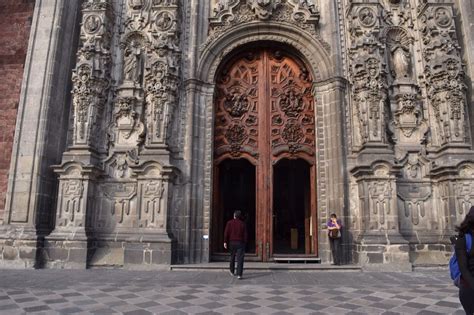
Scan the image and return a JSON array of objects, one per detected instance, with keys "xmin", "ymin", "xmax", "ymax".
[
  {"xmin": 418, "ymin": 3, "xmax": 469, "ymax": 146},
  {"xmin": 206, "ymin": 0, "xmax": 322, "ymax": 50},
  {"xmin": 71, "ymin": 1, "xmax": 114, "ymax": 149}
]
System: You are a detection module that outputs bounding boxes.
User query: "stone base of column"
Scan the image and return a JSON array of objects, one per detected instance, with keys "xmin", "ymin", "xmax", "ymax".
[
  {"xmin": 87, "ymin": 231, "xmax": 175, "ymax": 270},
  {"xmin": 404, "ymin": 233, "xmax": 451, "ymax": 267},
  {"xmin": 43, "ymin": 229, "xmax": 89, "ymax": 269},
  {"xmin": 355, "ymin": 231, "xmax": 412, "ymax": 271},
  {"xmin": 0, "ymin": 227, "xmax": 42, "ymax": 269}
]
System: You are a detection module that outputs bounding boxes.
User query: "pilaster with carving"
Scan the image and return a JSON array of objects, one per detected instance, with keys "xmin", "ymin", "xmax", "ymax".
[
  {"xmin": 143, "ymin": 0, "xmax": 180, "ymax": 150},
  {"xmin": 72, "ymin": 0, "xmax": 115, "ymax": 150},
  {"xmin": 347, "ymin": 2, "xmax": 389, "ymax": 148},
  {"xmin": 417, "ymin": 1, "xmax": 471, "ymax": 148}
]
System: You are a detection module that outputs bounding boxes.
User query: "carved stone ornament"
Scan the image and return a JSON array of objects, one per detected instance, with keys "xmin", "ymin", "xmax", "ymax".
[
  {"xmin": 394, "ymin": 93, "xmax": 423, "ymax": 138},
  {"xmin": 84, "ymin": 15, "xmax": 101, "ymax": 34},
  {"xmin": 249, "ymin": 0, "xmax": 282, "ymax": 20},
  {"xmin": 434, "ymin": 7, "xmax": 451, "ymax": 28},
  {"xmin": 207, "ymin": 0, "xmax": 323, "ymax": 50},
  {"xmin": 358, "ymin": 7, "xmax": 376, "ymax": 27},
  {"xmin": 129, "ymin": 0, "xmax": 146, "ymax": 10},
  {"xmin": 155, "ymin": 11, "xmax": 174, "ymax": 31},
  {"xmin": 108, "ymin": 97, "xmax": 145, "ymax": 148}
]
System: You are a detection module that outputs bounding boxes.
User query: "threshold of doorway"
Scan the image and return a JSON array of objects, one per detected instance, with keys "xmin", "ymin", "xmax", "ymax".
[{"xmin": 170, "ymin": 262, "xmax": 362, "ymax": 271}]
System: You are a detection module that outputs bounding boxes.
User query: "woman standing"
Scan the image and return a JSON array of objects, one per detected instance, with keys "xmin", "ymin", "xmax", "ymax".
[
  {"xmin": 327, "ymin": 213, "xmax": 342, "ymax": 265},
  {"xmin": 455, "ymin": 206, "xmax": 474, "ymax": 314}
]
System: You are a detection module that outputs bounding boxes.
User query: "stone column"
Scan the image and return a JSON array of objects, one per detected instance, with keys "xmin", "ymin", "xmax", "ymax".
[
  {"xmin": 44, "ymin": 0, "xmax": 115, "ymax": 268},
  {"xmin": 0, "ymin": 0, "xmax": 80, "ymax": 268},
  {"xmin": 312, "ymin": 77, "xmax": 348, "ymax": 264}
]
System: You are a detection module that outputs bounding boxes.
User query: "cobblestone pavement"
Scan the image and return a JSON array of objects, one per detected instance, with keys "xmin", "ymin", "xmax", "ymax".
[{"xmin": 0, "ymin": 268, "xmax": 465, "ymax": 314}]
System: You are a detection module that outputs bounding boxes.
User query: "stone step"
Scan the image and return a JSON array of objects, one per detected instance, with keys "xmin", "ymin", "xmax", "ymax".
[{"xmin": 170, "ymin": 262, "xmax": 362, "ymax": 271}]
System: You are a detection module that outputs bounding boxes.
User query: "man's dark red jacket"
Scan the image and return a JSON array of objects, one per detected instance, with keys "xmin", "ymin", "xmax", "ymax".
[{"xmin": 224, "ymin": 218, "xmax": 247, "ymax": 243}]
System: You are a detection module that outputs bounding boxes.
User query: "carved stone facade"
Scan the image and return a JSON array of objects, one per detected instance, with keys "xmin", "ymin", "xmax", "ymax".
[{"xmin": 0, "ymin": 0, "xmax": 473, "ymax": 269}]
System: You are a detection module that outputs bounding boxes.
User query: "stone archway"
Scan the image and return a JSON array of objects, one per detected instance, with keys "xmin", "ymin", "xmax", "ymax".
[
  {"xmin": 211, "ymin": 47, "xmax": 318, "ymax": 261},
  {"xmin": 187, "ymin": 20, "xmax": 347, "ymax": 263}
]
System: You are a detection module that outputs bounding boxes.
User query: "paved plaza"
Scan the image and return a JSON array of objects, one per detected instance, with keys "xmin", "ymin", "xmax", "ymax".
[{"xmin": 0, "ymin": 267, "xmax": 465, "ymax": 314}]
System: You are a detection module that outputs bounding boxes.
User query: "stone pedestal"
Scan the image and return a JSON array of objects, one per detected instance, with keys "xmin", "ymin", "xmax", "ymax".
[
  {"xmin": 87, "ymin": 231, "xmax": 174, "ymax": 269},
  {"xmin": 356, "ymin": 232, "xmax": 411, "ymax": 271},
  {"xmin": 44, "ymin": 230, "xmax": 89, "ymax": 269}
]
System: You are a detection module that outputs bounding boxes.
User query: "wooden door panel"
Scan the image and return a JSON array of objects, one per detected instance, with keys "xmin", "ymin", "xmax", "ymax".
[{"xmin": 213, "ymin": 49, "xmax": 317, "ymax": 260}]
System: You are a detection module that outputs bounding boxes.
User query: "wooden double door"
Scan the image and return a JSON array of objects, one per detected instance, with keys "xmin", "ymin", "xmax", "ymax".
[{"xmin": 212, "ymin": 48, "xmax": 317, "ymax": 261}]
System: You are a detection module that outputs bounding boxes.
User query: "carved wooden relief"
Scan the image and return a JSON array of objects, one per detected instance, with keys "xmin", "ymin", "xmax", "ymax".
[
  {"xmin": 269, "ymin": 51, "xmax": 315, "ymax": 160},
  {"xmin": 214, "ymin": 53, "xmax": 260, "ymax": 161},
  {"xmin": 214, "ymin": 49, "xmax": 315, "ymax": 163}
]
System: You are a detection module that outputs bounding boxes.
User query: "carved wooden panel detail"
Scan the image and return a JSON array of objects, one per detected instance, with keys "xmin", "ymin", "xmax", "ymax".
[
  {"xmin": 269, "ymin": 51, "xmax": 315, "ymax": 159},
  {"xmin": 214, "ymin": 49, "xmax": 315, "ymax": 163},
  {"xmin": 214, "ymin": 53, "xmax": 260, "ymax": 161}
]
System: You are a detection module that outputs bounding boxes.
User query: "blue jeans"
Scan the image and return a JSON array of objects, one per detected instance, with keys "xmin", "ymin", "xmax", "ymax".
[{"xmin": 229, "ymin": 241, "xmax": 245, "ymax": 276}]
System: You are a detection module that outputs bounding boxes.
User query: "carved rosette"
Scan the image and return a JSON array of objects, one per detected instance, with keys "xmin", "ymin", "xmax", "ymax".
[
  {"xmin": 71, "ymin": 0, "xmax": 114, "ymax": 148},
  {"xmin": 418, "ymin": 3, "xmax": 469, "ymax": 146}
]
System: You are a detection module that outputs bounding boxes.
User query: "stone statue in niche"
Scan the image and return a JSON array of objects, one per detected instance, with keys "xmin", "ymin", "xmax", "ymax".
[
  {"xmin": 123, "ymin": 40, "xmax": 143, "ymax": 83},
  {"xmin": 391, "ymin": 45, "xmax": 411, "ymax": 79}
]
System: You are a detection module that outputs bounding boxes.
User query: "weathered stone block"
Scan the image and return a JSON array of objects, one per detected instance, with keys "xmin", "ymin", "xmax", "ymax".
[
  {"xmin": 367, "ymin": 253, "xmax": 384, "ymax": 264},
  {"xmin": 19, "ymin": 247, "xmax": 36, "ymax": 260},
  {"xmin": 124, "ymin": 250, "xmax": 144, "ymax": 265},
  {"xmin": 46, "ymin": 248, "xmax": 68, "ymax": 261},
  {"xmin": 68, "ymin": 249, "xmax": 87, "ymax": 264},
  {"xmin": 3, "ymin": 246, "xmax": 18, "ymax": 260}
]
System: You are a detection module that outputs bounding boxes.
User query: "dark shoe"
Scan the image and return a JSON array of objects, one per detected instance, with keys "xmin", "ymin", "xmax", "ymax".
[{"xmin": 229, "ymin": 270, "xmax": 234, "ymax": 276}]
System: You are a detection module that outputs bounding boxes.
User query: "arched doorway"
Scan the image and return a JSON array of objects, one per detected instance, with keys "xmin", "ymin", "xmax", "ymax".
[{"xmin": 212, "ymin": 48, "xmax": 317, "ymax": 261}]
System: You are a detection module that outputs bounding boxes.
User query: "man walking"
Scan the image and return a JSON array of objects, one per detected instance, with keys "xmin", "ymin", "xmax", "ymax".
[{"xmin": 224, "ymin": 210, "xmax": 247, "ymax": 279}]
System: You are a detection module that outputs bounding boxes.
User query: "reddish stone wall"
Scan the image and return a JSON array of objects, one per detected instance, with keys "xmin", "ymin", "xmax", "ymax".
[{"xmin": 0, "ymin": 0, "xmax": 35, "ymax": 221}]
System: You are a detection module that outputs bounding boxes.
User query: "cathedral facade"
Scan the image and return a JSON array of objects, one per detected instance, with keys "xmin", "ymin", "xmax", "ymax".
[{"xmin": 0, "ymin": 0, "xmax": 473, "ymax": 270}]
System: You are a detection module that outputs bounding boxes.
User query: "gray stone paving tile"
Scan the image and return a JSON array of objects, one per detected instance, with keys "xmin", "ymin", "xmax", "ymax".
[
  {"xmin": 23, "ymin": 304, "xmax": 52, "ymax": 312},
  {"xmin": 0, "ymin": 303, "xmax": 20, "ymax": 311},
  {"xmin": 57, "ymin": 306, "xmax": 83, "ymax": 314},
  {"xmin": 416, "ymin": 311, "xmax": 444, "ymax": 315},
  {"xmin": 234, "ymin": 302, "xmax": 261, "ymax": 310},
  {"xmin": 134, "ymin": 301, "xmax": 160, "ymax": 308},
  {"xmin": 91, "ymin": 309, "xmax": 117, "ymax": 314},
  {"xmin": 403, "ymin": 301, "xmax": 430, "ymax": 309},
  {"xmin": 123, "ymin": 310, "xmax": 153, "ymax": 315},
  {"xmin": 159, "ymin": 310, "xmax": 188, "ymax": 315},
  {"xmin": 300, "ymin": 302, "xmax": 328, "ymax": 311},
  {"xmin": 337, "ymin": 303, "xmax": 363, "ymax": 310},
  {"xmin": 435, "ymin": 300, "xmax": 460, "ymax": 308}
]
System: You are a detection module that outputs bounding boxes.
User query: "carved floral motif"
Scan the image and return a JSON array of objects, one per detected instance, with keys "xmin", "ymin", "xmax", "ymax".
[{"xmin": 225, "ymin": 124, "xmax": 248, "ymax": 155}]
